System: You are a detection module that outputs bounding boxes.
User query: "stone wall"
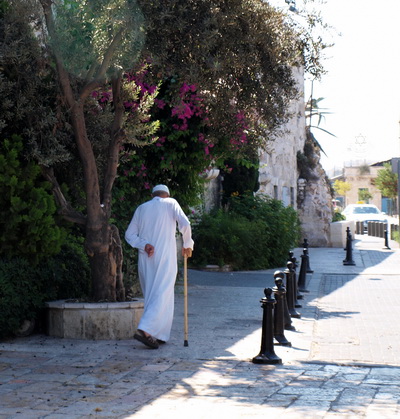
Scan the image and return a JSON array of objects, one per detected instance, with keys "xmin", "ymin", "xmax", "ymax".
[
  {"xmin": 297, "ymin": 162, "xmax": 333, "ymax": 246},
  {"xmin": 257, "ymin": 66, "xmax": 333, "ymax": 247},
  {"xmin": 257, "ymin": 66, "xmax": 306, "ymax": 207},
  {"xmin": 202, "ymin": 168, "xmax": 222, "ymax": 213}
]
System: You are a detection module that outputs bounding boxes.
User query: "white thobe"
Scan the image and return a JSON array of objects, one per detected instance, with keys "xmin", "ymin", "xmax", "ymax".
[{"xmin": 125, "ymin": 196, "xmax": 194, "ymax": 342}]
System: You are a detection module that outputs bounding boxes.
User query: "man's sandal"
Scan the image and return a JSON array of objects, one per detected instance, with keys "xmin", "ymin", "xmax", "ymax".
[{"xmin": 134, "ymin": 330, "xmax": 159, "ymax": 349}]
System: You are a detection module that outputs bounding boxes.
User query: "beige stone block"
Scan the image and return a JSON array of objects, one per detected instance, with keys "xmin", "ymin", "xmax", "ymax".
[
  {"xmin": 330, "ymin": 221, "xmax": 354, "ymax": 247},
  {"xmin": 63, "ymin": 309, "xmax": 85, "ymax": 339},
  {"xmin": 108, "ymin": 310, "xmax": 135, "ymax": 340}
]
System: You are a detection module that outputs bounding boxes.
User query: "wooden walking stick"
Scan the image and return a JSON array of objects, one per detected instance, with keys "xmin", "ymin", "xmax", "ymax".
[{"xmin": 183, "ymin": 254, "xmax": 189, "ymax": 346}]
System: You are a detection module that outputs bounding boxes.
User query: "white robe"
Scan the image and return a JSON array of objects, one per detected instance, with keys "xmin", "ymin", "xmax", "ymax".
[{"xmin": 125, "ymin": 196, "xmax": 194, "ymax": 342}]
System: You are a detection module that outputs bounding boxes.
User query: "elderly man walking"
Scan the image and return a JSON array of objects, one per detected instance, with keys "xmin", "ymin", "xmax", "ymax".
[{"xmin": 125, "ymin": 184, "xmax": 194, "ymax": 349}]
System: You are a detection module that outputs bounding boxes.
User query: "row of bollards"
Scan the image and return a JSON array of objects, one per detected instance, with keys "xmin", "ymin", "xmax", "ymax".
[
  {"xmin": 344, "ymin": 222, "xmax": 392, "ymax": 268},
  {"xmin": 252, "ymin": 242, "xmax": 312, "ymax": 365},
  {"xmin": 356, "ymin": 221, "xmax": 392, "ymax": 250}
]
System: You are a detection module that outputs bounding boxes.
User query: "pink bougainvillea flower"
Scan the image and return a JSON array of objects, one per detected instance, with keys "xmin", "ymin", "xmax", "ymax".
[
  {"xmin": 180, "ymin": 82, "xmax": 191, "ymax": 95},
  {"xmin": 154, "ymin": 99, "xmax": 166, "ymax": 109}
]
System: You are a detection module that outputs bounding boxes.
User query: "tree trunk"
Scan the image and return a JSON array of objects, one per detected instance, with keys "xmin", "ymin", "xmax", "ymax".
[
  {"xmin": 111, "ymin": 224, "xmax": 125, "ymax": 302},
  {"xmin": 86, "ymin": 222, "xmax": 125, "ymax": 302}
]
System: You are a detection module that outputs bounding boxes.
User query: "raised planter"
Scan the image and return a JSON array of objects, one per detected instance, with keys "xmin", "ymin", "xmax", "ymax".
[{"xmin": 46, "ymin": 299, "xmax": 144, "ymax": 340}]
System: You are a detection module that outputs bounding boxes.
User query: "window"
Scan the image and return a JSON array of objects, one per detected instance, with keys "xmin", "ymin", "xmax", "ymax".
[{"xmin": 273, "ymin": 185, "xmax": 278, "ymax": 200}]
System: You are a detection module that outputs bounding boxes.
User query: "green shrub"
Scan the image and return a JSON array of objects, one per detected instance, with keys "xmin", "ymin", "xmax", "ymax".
[
  {"xmin": 0, "ymin": 135, "xmax": 66, "ymax": 264},
  {"xmin": 191, "ymin": 211, "xmax": 270, "ymax": 270},
  {"xmin": 191, "ymin": 194, "xmax": 301, "ymax": 270},
  {"xmin": 332, "ymin": 212, "xmax": 346, "ymax": 222},
  {"xmin": 0, "ymin": 258, "xmax": 44, "ymax": 338},
  {"xmin": 0, "ymin": 237, "xmax": 90, "ymax": 339},
  {"xmin": 41, "ymin": 237, "xmax": 91, "ymax": 302}
]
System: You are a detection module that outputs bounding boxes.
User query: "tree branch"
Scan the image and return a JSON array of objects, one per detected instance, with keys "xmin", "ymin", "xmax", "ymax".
[
  {"xmin": 42, "ymin": 167, "xmax": 87, "ymax": 226},
  {"xmin": 79, "ymin": 28, "xmax": 125, "ymax": 101},
  {"xmin": 40, "ymin": 0, "xmax": 76, "ymax": 109},
  {"xmin": 102, "ymin": 74, "xmax": 125, "ymax": 215}
]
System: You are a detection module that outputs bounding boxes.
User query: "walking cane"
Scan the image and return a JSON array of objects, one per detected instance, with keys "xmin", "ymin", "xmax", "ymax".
[{"xmin": 183, "ymin": 254, "xmax": 189, "ymax": 347}]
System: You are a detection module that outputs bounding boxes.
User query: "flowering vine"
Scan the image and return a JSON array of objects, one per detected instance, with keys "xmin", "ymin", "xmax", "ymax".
[{"xmin": 92, "ymin": 66, "xmax": 253, "ymax": 213}]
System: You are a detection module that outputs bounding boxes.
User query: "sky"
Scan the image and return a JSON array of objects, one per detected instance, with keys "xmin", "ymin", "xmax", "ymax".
[{"xmin": 270, "ymin": 0, "xmax": 400, "ymax": 174}]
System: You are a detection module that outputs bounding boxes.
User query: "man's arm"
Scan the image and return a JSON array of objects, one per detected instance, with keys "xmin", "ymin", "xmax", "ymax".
[{"xmin": 125, "ymin": 209, "xmax": 149, "ymax": 251}]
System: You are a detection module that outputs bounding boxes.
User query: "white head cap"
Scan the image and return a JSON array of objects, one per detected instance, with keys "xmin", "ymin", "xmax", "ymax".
[{"xmin": 152, "ymin": 184, "xmax": 170, "ymax": 195}]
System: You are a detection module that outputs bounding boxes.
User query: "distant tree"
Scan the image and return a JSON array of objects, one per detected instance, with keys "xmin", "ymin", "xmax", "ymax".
[
  {"xmin": 358, "ymin": 188, "xmax": 373, "ymax": 204},
  {"xmin": 375, "ymin": 163, "xmax": 398, "ymax": 199},
  {"xmin": 333, "ymin": 180, "xmax": 351, "ymax": 198},
  {"xmin": 375, "ymin": 163, "xmax": 398, "ymax": 214}
]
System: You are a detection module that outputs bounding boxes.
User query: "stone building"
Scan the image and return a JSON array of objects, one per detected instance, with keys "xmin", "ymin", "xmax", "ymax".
[
  {"xmin": 257, "ymin": 67, "xmax": 332, "ymax": 246},
  {"xmin": 334, "ymin": 159, "xmax": 398, "ymax": 214},
  {"xmin": 341, "ymin": 164, "xmax": 383, "ymax": 209},
  {"xmin": 257, "ymin": 66, "xmax": 306, "ymax": 207}
]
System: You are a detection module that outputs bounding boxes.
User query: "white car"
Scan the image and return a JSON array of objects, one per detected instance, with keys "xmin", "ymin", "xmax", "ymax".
[{"xmin": 342, "ymin": 204, "xmax": 388, "ymax": 231}]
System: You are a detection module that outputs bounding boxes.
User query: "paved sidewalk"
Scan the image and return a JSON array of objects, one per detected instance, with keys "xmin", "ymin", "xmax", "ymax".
[{"xmin": 1, "ymin": 234, "xmax": 400, "ymax": 418}]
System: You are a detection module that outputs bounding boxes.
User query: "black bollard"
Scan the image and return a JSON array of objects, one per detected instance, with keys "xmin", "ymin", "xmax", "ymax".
[
  {"xmin": 344, "ymin": 227, "xmax": 351, "ymax": 250},
  {"xmin": 372, "ymin": 222, "xmax": 377, "ymax": 237},
  {"xmin": 356, "ymin": 221, "xmax": 364, "ymax": 235},
  {"xmin": 280, "ymin": 268, "xmax": 296, "ymax": 330},
  {"xmin": 272, "ymin": 272, "xmax": 292, "ymax": 346},
  {"xmin": 343, "ymin": 227, "xmax": 355, "ymax": 266},
  {"xmin": 289, "ymin": 253, "xmax": 303, "ymax": 300},
  {"xmin": 383, "ymin": 229, "xmax": 391, "ymax": 250},
  {"xmin": 284, "ymin": 264, "xmax": 301, "ymax": 319},
  {"xmin": 288, "ymin": 251, "xmax": 298, "ymax": 271},
  {"xmin": 302, "ymin": 239, "xmax": 314, "ymax": 273},
  {"xmin": 252, "ymin": 288, "xmax": 282, "ymax": 365},
  {"xmin": 297, "ymin": 254, "xmax": 310, "ymax": 293},
  {"xmin": 290, "ymin": 262, "xmax": 302, "ymax": 308},
  {"xmin": 379, "ymin": 222, "xmax": 384, "ymax": 238}
]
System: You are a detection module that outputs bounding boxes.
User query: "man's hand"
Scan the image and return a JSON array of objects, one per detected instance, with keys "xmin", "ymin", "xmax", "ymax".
[
  {"xmin": 145, "ymin": 243, "xmax": 154, "ymax": 257},
  {"xmin": 182, "ymin": 248, "xmax": 193, "ymax": 258}
]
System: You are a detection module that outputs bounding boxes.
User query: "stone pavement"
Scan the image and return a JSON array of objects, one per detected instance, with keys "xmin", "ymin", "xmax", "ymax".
[{"xmin": 1, "ymin": 234, "xmax": 400, "ymax": 418}]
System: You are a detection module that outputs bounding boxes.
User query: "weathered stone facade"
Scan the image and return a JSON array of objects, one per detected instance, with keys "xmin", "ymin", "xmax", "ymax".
[
  {"xmin": 201, "ymin": 168, "xmax": 222, "ymax": 213},
  {"xmin": 257, "ymin": 67, "xmax": 306, "ymax": 207},
  {"xmin": 257, "ymin": 67, "xmax": 333, "ymax": 246},
  {"xmin": 296, "ymin": 152, "xmax": 333, "ymax": 246}
]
